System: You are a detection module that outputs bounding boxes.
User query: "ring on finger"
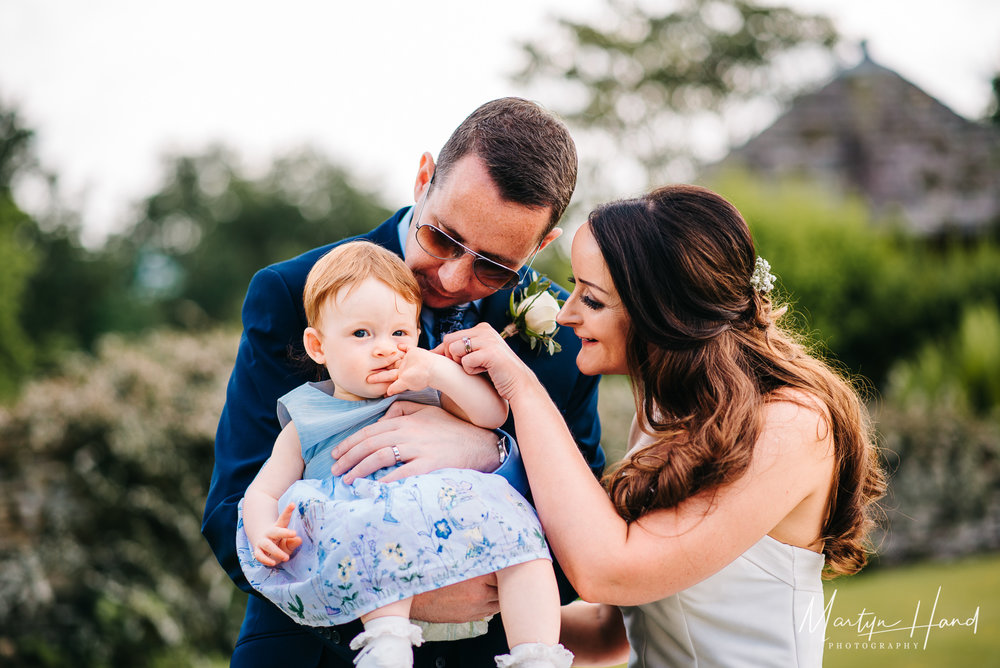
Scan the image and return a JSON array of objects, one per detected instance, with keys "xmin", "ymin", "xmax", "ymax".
[
  {"xmin": 391, "ymin": 445, "xmax": 402, "ymax": 464},
  {"xmin": 462, "ymin": 336, "xmax": 473, "ymax": 354}
]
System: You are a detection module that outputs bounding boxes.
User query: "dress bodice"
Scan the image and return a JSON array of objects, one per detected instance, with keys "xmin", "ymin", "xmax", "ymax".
[
  {"xmin": 621, "ymin": 534, "xmax": 826, "ymax": 667},
  {"xmin": 276, "ymin": 380, "xmax": 439, "ymax": 481}
]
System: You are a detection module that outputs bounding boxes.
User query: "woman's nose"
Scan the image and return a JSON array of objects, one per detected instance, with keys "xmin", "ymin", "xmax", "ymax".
[{"xmin": 557, "ymin": 297, "xmax": 580, "ymax": 327}]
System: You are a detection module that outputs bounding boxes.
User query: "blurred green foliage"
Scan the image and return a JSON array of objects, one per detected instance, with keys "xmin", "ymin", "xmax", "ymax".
[
  {"xmin": 122, "ymin": 146, "xmax": 392, "ymax": 325},
  {"xmin": 707, "ymin": 171, "xmax": 1000, "ymax": 390},
  {"xmin": 0, "ymin": 193, "xmax": 36, "ymax": 397},
  {"xmin": 0, "ymin": 106, "xmax": 39, "ymax": 397},
  {"xmin": 0, "ymin": 94, "xmax": 393, "ymax": 395},
  {"xmin": 0, "ymin": 330, "xmax": 246, "ymax": 666},
  {"xmin": 886, "ymin": 302, "xmax": 1000, "ymax": 416},
  {"xmin": 873, "ymin": 399, "xmax": 1000, "ymax": 564}
]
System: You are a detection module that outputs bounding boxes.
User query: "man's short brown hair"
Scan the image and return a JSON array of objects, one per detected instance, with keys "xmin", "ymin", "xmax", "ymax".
[{"xmin": 435, "ymin": 97, "xmax": 577, "ymax": 233}]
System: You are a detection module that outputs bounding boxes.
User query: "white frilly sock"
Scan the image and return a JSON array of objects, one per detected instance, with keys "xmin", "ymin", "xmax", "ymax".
[
  {"xmin": 494, "ymin": 642, "xmax": 574, "ymax": 668},
  {"xmin": 350, "ymin": 616, "xmax": 424, "ymax": 668}
]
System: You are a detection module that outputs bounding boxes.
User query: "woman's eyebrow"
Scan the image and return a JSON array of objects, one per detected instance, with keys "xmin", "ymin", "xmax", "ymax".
[{"xmin": 577, "ymin": 277, "xmax": 610, "ymax": 295}]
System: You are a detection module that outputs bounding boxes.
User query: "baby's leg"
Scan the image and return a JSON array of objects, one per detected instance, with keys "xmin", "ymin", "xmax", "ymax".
[
  {"xmin": 360, "ymin": 598, "xmax": 411, "ymax": 624},
  {"xmin": 497, "ymin": 559, "xmax": 559, "ymax": 645},
  {"xmin": 352, "ymin": 598, "xmax": 423, "ymax": 668},
  {"xmin": 494, "ymin": 559, "xmax": 573, "ymax": 668}
]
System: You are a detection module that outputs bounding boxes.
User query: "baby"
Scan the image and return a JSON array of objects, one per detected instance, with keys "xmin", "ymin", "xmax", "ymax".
[{"xmin": 236, "ymin": 241, "xmax": 572, "ymax": 668}]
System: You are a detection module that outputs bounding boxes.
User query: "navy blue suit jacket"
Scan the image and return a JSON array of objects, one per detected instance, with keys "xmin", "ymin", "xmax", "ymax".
[{"xmin": 202, "ymin": 208, "xmax": 604, "ymax": 667}]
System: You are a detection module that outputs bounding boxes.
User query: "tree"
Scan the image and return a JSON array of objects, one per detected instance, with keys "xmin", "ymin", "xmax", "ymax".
[
  {"xmin": 0, "ymin": 103, "xmax": 40, "ymax": 397},
  {"xmin": 121, "ymin": 146, "xmax": 393, "ymax": 325},
  {"xmin": 987, "ymin": 71, "xmax": 1000, "ymax": 127},
  {"xmin": 515, "ymin": 0, "xmax": 839, "ymax": 195},
  {"xmin": 0, "ymin": 96, "xmax": 140, "ymax": 385}
]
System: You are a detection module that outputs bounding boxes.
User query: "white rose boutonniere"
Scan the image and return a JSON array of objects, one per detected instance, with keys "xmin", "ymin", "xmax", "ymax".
[{"xmin": 501, "ymin": 273, "xmax": 564, "ymax": 355}]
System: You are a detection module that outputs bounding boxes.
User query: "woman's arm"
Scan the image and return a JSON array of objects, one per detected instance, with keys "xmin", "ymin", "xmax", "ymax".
[
  {"xmin": 450, "ymin": 324, "xmax": 834, "ymax": 605},
  {"xmin": 241, "ymin": 422, "xmax": 306, "ymax": 566}
]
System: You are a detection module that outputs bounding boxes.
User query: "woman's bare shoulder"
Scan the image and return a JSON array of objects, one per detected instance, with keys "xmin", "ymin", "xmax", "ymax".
[{"xmin": 760, "ymin": 388, "xmax": 834, "ymax": 457}]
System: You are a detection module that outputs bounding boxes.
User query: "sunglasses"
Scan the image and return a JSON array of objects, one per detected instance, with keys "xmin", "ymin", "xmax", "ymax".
[{"xmin": 413, "ymin": 176, "xmax": 539, "ymax": 290}]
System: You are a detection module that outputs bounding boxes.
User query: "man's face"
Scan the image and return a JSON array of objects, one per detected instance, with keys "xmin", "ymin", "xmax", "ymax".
[{"xmin": 404, "ymin": 154, "xmax": 557, "ymax": 308}]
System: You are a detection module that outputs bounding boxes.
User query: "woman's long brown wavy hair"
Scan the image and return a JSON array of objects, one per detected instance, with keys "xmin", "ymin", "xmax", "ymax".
[{"xmin": 592, "ymin": 185, "xmax": 885, "ymax": 577}]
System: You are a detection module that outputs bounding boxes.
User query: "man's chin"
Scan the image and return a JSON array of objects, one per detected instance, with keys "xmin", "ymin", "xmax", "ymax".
[
  {"xmin": 416, "ymin": 278, "xmax": 481, "ymax": 309},
  {"xmin": 421, "ymin": 291, "xmax": 468, "ymax": 309}
]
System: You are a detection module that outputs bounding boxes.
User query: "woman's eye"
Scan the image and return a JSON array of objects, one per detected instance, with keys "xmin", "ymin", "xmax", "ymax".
[
  {"xmin": 581, "ymin": 295, "xmax": 605, "ymax": 311},
  {"xmin": 352, "ymin": 330, "xmax": 369, "ymax": 338}
]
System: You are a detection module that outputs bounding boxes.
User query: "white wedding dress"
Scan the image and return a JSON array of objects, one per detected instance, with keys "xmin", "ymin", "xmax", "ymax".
[
  {"xmin": 620, "ymin": 534, "xmax": 826, "ymax": 667},
  {"xmin": 618, "ymin": 416, "xmax": 827, "ymax": 666}
]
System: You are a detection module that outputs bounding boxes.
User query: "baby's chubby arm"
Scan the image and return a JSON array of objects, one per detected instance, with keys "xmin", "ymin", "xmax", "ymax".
[
  {"xmin": 241, "ymin": 422, "xmax": 306, "ymax": 567},
  {"xmin": 386, "ymin": 344, "xmax": 508, "ymax": 429}
]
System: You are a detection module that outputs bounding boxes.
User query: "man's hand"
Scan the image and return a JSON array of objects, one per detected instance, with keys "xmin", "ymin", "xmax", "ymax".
[
  {"xmin": 409, "ymin": 574, "xmax": 500, "ymax": 623},
  {"xmin": 330, "ymin": 401, "xmax": 500, "ymax": 484}
]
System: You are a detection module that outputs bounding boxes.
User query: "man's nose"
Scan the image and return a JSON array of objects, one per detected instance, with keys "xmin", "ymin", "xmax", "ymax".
[{"xmin": 436, "ymin": 254, "xmax": 477, "ymax": 293}]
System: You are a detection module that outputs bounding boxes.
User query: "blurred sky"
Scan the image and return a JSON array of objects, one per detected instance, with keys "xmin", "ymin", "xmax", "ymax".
[{"xmin": 1, "ymin": 0, "xmax": 999, "ymax": 244}]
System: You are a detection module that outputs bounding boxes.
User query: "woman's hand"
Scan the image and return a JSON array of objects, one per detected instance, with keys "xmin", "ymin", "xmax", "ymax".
[{"xmin": 438, "ymin": 323, "xmax": 538, "ymax": 403}]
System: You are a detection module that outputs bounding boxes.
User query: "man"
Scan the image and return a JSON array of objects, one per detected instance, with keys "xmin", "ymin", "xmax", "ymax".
[{"xmin": 203, "ymin": 97, "xmax": 605, "ymax": 667}]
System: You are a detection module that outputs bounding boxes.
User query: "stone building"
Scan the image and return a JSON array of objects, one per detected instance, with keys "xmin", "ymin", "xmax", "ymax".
[{"xmin": 718, "ymin": 46, "xmax": 1000, "ymax": 236}]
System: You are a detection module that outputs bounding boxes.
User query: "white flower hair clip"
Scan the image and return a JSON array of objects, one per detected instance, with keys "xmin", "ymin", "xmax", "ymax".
[{"xmin": 750, "ymin": 256, "xmax": 776, "ymax": 294}]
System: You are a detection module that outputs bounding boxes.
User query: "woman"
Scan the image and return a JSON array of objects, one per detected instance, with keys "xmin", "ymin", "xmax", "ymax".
[{"xmin": 446, "ymin": 185, "xmax": 886, "ymax": 666}]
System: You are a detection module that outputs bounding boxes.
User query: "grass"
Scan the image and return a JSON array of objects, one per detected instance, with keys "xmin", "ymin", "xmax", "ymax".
[{"xmin": 822, "ymin": 552, "xmax": 998, "ymax": 668}]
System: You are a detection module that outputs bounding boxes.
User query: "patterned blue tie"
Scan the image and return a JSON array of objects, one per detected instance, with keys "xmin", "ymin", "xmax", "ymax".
[{"xmin": 433, "ymin": 304, "xmax": 472, "ymax": 344}]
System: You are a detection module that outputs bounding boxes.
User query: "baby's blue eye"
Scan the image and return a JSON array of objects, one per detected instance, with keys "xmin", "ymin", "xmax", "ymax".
[
  {"xmin": 352, "ymin": 330, "xmax": 369, "ymax": 338},
  {"xmin": 393, "ymin": 329, "xmax": 408, "ymax": 337}
]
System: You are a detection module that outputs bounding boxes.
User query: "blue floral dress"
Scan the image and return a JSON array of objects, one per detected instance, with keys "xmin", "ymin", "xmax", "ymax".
[{"xmin": 236, "ymin": 380, "xmax": 550, "ymax": 627}]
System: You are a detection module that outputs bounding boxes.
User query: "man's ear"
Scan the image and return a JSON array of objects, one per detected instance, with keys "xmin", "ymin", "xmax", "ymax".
[
  {"xmin": 536, "ymin": 227, "xmax": 563, "ymax": 254},
  {"xmin": 413, "ymin": 152, "xmax": 436, "ymax": 203},
  {"xmin": 303, "ymin": 327, "xmax": 325, "ymax": 365}
]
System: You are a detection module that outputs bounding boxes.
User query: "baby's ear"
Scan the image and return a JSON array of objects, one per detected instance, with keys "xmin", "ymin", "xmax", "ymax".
[{"xmin": 303, "ymin": 327, "xmax": 325, "ymax": 365}]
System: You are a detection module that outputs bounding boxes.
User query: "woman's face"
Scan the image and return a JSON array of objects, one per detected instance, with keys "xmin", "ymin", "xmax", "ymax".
[{"xmin": 557, "ymin": 222, "xmax": 631, "ymax": 376}]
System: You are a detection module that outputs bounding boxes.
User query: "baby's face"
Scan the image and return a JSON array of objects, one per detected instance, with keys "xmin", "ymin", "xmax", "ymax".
[{"xmin": 314, "ymin": 277, "xmax": 420, "ymax": 401}]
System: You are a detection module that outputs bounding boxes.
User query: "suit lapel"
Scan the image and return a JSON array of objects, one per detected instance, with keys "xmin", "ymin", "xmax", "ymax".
[{"xmin": 363, "ymin": 207, "xmax": 409, "ymax": 256}]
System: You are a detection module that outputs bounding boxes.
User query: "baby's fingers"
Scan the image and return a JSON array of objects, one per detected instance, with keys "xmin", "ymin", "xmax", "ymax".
[
  {"xmin": 275, "ymin": 503, "xmax": 296, "ymax": 528},
  {"xmin": 254, "ymin": 544, "xmax": 279, "ymax": 567}
]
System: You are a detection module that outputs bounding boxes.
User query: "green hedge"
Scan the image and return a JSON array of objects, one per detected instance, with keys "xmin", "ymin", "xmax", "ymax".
[
  {"xmin": 0, "ymin": 330, "xmax": 245, "ymax": 666},
  {"xmin": 707, "ymin": 171, "xmax": 1000, "ymax": 391}
]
